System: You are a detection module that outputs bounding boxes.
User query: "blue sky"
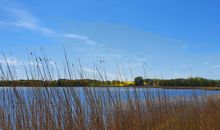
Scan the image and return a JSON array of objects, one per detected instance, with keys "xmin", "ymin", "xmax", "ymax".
[{"xmin": 0, "ymin": 0, "xmax": 220, "ymax": 80}]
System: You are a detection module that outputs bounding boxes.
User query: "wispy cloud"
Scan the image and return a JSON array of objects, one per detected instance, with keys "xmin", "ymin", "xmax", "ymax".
[
  {"xmin": 83, "ymin": 67, "xmax": 96, "ymax": 73},
  {"xmin": 12, "ymin": 21, "xmax": 55, "ymax": 36},
  {"xmin": 0, "ymin": 2, "xmax": 96, "ymax": 45},
  {"xmin": 0, "ymin": 6, "xmax": 55, "ymax": 36},
  {"xmin": 0, "ymin": 58, "xmax": 18, "ymax": 66},
  {"xmin": 0, "ymin": 1, "xmax": 126, "ymax": 77},
  {"xmin": 62, "ymin": 33, "xmax": 96, "ymax": 45}
]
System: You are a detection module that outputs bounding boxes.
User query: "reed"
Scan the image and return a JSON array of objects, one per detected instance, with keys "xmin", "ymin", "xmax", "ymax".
[
  {"xmin": 0, "ymin": 87, "xmax": 219, "ymax": 130},
  {"xmin": 0, "ymin": 52, "xmax": 220, "ymax": 130}
]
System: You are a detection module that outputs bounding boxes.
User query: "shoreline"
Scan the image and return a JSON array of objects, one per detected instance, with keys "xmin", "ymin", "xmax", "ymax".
[
  {"xmin": 157, "ymin": 86, "xmax": 220, "ymax": 91},
  {"xmin": 0, "ymin": 85, "xmax": 220, "ymax": 91}
]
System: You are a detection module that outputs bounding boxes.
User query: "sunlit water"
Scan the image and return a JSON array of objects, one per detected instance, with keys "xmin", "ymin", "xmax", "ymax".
[{"xmin": 1, "ymin": 87, "xmax": 220, "ymax": 102}]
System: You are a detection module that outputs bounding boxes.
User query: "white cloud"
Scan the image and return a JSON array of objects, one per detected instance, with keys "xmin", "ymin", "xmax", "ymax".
[
  {"xmin": 0, "ymin": 57, "xmax": 50, "ymax": 68},
  {"xmin": 2, "ymin": 7, "xmax": 55, "ymax": 36},
  {"xmin": 124, "ymin": 63, "xmax": 141, "ymax": 68},
  {"xmin": 0, "ymin": 3, "xmax": 97, "ymax": 45},
  {"xmin": 62, "ymin": 33, "xmax": 96, "ymax": 45},
  {"xmin": 63, "ymin": 33, "xmax": 89, "ymax": 41},
  {"xmin": 6, "ymin": 7, "xmax": 38, "ymax": 24},
  {"xmin": 48, "ymin": 61, "xmax": 56, "ymax": 66},
  {"xmin": 0, "ymin": 58, "xmax": 18, "ymax": 65},
  {"xmin": 11, "ymin": 21, "xmax": 55, "ymax": 36},
  {"xmin": 0, "ymin": 54, "xmax": 20, "ymax": 66},
  {"xmin": 83, "ymin": 67, "xmax": 96, "ymax": 73}
]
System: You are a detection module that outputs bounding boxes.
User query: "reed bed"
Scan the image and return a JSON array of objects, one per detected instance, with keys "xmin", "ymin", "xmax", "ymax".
[
  {"xmin": 0, "ymin": 87, "xmax": 219, "ymax": 130},
  {"xmin": 0, "ymin": 51, "xmax": 220, "ymax": 130}
]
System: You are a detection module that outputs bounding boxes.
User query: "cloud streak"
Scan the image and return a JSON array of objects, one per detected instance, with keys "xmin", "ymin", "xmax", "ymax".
[
  {"xmin": 62, "ymin": 33, "xmax": 96, "ymax": 45},
  {"xmin": 0, "ymin": 2, "xmax": 96, "ymax": 45}
]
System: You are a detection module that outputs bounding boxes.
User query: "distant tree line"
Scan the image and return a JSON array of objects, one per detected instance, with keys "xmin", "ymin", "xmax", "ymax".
[
  {"xmin": 0, "ymin": 79, "xmax": 133, "ymax": 87},
  {"xmin": 0, "ymin": 77, "xmax": 219, "ymax": 87},
  {"xmin": 135, "ymin": 76, "xmax": 220, "ymax": 87}
]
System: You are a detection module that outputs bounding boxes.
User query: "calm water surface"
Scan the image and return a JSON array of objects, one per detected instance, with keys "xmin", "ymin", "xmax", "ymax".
[{"xmin": 1, "ymin": 87, "xmax": 220, "ymax": 101}]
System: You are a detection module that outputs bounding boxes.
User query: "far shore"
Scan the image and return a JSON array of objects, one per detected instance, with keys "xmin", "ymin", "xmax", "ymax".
[
  {"xmin": 129, "ymin": 85, "xmax": 220, "ymax": 90},
  {"xmin": 1, "ymin": 85, "xmax": 220, "ymax": 91},
  {"xmin": 155, "ymin": 86, "xmax": 220, "ymax": 91}
]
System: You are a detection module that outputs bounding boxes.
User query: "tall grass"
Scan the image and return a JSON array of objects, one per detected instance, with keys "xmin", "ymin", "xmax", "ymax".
[
  {"xmin": 0, "ymin": 87, "xmax": 219, "ymax": 130},
  {"xmin": 0, "ymin": 51, "xmax": 220, "ymax": 130}
]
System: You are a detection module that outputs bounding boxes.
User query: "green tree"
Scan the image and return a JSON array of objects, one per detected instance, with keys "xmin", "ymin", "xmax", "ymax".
[{"xmin": 135, "ymin": 76, "xmax": 144, "ymax": 86}]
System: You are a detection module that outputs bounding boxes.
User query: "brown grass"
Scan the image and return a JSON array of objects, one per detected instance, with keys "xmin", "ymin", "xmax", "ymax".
[{"xmin": 0, "ymin": 87, "xmax": 219, "ymax": 130}]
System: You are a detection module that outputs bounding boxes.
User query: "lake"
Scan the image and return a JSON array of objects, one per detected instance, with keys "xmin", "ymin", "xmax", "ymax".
[{"xmin": 1, "ymin": 87, "xmax": 220, "ymax": 102}]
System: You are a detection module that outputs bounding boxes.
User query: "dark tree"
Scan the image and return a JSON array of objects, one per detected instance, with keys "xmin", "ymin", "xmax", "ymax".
[{"xmin": 135, "ymin": 76, "xmax": 144, "ymax": 86}]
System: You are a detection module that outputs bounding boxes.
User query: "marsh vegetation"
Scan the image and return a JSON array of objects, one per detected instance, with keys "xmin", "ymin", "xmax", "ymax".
[
  {"xmin": 0, "ymin": 87, "xmax": 219, "ymax": 130},
  {"xmin": 0, "ymin": 51, "xmax": 220, "ymax": 130}
]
